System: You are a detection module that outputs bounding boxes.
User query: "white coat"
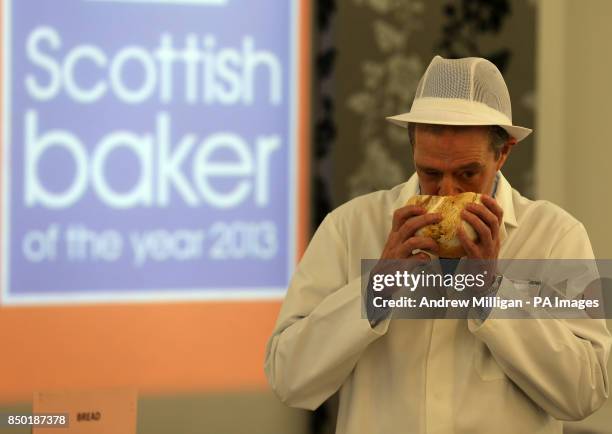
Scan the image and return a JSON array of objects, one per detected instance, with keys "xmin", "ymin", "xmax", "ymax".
[{"xmin": 265, "ymin": 172, "xmax": 611, "ymax": 434}]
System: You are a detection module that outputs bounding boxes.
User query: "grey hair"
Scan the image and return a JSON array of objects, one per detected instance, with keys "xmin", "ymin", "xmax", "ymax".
[{"xmin": 407, "ymin": 123, "xmax": 510, "ymax": 159}]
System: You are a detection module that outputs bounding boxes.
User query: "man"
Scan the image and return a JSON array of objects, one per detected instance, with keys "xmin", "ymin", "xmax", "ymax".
[{"xmin": 264, "ymin": 56, "xmax": 611, "ymax": 433}]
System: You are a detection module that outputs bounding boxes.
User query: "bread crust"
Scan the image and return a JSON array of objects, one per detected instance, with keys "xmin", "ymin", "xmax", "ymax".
[{"xmin": 405, "ymin": 192, "xmax": 482, "ymax": 258}]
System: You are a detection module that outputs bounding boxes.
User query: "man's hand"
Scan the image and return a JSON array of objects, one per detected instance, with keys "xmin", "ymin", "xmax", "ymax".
[
  {"xmin": 380, "ymin": 205, "xmax": 442, "ymax": 261},
  {"xmin": 367, "ymin": 205, "xmax": 442, "ymax": 325},
  {"xmin": 457, "ymin": 195, "xmax": 503, "ymax": 260},
  {"xmin": 371, "ymin": 205, "xmax": 441, "ymax": 298},
  {"xmin": 457, "ymin": 195, "xmax": 503, "ymax": 293}
]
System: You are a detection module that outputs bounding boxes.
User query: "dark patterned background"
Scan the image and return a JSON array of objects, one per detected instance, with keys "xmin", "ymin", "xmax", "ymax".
[{"xmin": 313, "ymin": 0, "xmax": 536, "ymax": 232}]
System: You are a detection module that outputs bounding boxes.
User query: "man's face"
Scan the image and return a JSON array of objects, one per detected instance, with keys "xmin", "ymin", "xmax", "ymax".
[{"xmin": 413, "ymin": 125, "xmax": 509, "ymax": 196}]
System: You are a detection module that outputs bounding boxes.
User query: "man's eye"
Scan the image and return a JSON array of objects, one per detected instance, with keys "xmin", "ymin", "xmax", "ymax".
[
  {"xmin": 461, "ymin": 171, "xmax": 476, "ymax": 179},
  {"xmin": 424, "ymin": 170, "xmax": 440, "ymax": 177}
]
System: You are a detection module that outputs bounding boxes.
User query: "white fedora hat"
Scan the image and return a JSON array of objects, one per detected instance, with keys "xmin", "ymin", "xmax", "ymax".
[{"xmin": 386, "ymin": 55, "xmax": 532, "ymax": 142}]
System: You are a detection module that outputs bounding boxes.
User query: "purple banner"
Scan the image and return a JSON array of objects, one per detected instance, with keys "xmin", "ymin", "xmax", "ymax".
[{"xmin": 1, "ymin": 0, "xmax": 299, "ymax": 303}]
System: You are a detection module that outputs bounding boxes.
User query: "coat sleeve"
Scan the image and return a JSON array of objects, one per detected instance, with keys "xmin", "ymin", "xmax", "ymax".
[
  {"xmin": 264, "ymin": 213, "xmax": 389, "ymax": 410},
  {"xmin": 468, "ymin": 223, "xmax": 612, "ymax": 421}
]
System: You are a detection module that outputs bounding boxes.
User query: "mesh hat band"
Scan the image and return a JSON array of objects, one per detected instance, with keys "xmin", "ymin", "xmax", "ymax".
[{"xmin": 411, "ymin": 97, "xmax": 512, "ymax": 125}]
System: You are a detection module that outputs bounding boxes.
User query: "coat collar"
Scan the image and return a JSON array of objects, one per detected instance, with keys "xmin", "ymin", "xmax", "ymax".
[{"xmin": 389, "ymin": 171, "xmax": 518, "ymax": 230}]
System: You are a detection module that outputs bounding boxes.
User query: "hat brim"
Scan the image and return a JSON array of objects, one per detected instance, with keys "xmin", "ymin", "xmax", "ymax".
[{"xmin": 386, "ymin": 110, "xmax": 532, "ymax": 142}]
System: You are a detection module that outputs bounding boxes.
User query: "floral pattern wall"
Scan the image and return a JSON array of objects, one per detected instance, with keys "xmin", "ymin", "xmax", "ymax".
[{"xmin": 321, "ymin": 0, "xmax": 536, "ymax": 215}]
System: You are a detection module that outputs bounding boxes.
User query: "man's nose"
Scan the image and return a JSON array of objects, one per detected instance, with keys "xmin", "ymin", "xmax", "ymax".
[{"xmin": 438, "ymin": 176, "xmax": 462, "ymax": 196}]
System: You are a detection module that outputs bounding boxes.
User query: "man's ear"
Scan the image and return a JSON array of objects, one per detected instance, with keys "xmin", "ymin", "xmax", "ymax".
[{"xmin": 495, "ymin": 137, "xmax": 517, "ymax": 171}]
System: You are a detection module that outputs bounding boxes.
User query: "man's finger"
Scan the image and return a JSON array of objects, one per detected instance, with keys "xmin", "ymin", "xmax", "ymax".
[
  {"xmin": 392, "ymin": 205, "xmax": 426, "ymax": 231},
  {"xmin": 397, "ymin": 236, "xmax": 440, "ymax": 258},
  {"xmin": 396, "ymin": 213, "xmax": 442, "ymax": 242},
  {"xmin": 461, "ymin": 209, "xmax": 493, "ymax": 250},
  {"xmin": 465, "ymin": 203, "xmax": 499, "ymax": 239},
  {"xmin": 457, "ymin": 226, "xmax": 479, "ymax": 257},
  {"xmin": 481, "ymin": 195, "xmax": 503, "ymax": 224}
]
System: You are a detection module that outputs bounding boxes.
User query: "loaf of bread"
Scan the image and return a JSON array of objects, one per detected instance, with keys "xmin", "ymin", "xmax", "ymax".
[{"xmin": 405, "ymin": 192, "xmax": 482, "ymax": 258}]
